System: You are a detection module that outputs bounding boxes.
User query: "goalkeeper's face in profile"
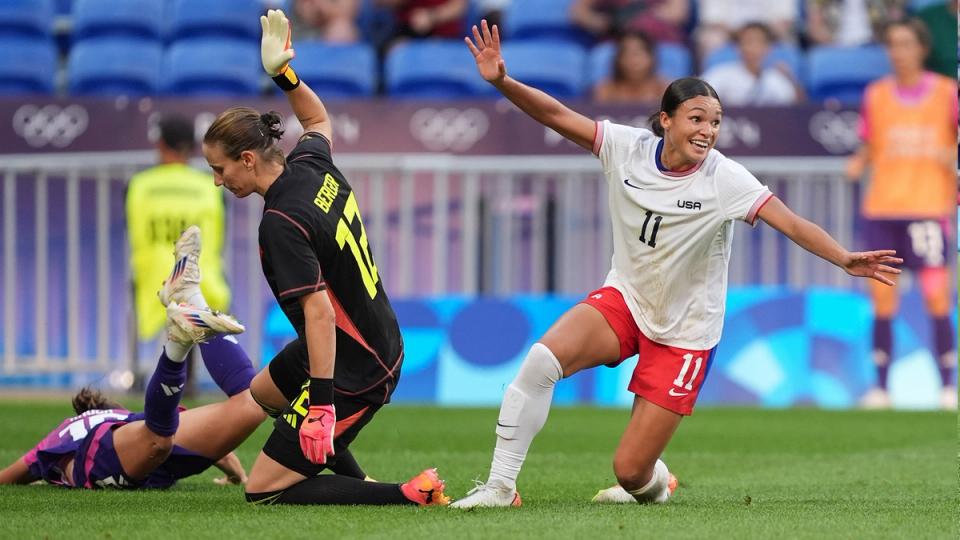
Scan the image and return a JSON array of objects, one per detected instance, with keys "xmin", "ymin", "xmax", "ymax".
[{"xmin": 203, "ymin": 106, "xmax": 286, "ymax": 198}]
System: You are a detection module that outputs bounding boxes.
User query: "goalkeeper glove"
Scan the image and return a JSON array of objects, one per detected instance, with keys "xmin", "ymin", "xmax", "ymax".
[
  {"xmin": 299, "ymin": 377, "xmax": 335, "ymax": 464},
  {"xmin": 260, "ymin": 9, "xmax": 299, "ymax": 91}
]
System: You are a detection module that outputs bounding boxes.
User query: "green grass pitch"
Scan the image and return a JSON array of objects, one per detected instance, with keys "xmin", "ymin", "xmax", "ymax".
[{"xmin": 0, "ymin": 400, "xmax": 955, "ymax": 539}]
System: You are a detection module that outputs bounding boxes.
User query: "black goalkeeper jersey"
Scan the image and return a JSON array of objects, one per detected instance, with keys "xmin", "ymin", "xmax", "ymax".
[{"xmin": 259, "ymin": 132, "xmax": 402, "ymax": 402}]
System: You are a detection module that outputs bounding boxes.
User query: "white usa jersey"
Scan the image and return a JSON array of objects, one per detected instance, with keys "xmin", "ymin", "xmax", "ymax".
[{"xmin": 593, "ymin": 120, "xmax": 772, "ymax": 349}]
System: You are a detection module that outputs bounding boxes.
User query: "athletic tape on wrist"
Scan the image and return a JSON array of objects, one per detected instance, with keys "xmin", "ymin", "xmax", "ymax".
[
  {"xmin": 272, "ymin": 66, "xmax": 300, "ymax": 92},
  {"xmin": 309, "ymin": 377, "xmax": 334, "ymax": 406}
]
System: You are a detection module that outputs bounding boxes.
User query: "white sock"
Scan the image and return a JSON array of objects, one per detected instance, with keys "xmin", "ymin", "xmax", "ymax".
[
  {"xmin": 487, "ymin": 343, "xmax": 563, "ymax": 490},
  {"xmin": 187, "ymin": 291, "xmax": 208, "ymax": 309},
  {"xmin": 163, "ymin": 340, "xmax": 191, "ymax": 363},
  {"xmin": 627, "ymin": 459, "xmax": 671, "ymax": 504}
]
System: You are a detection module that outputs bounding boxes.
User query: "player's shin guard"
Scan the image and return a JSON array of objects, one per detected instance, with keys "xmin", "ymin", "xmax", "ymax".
[
  {"xmin": 197, "ymin": 335, "xmax": 257, "ymax": 397},
  {"xmin": 872, "ymin": 318, "xmax": 893, "ymax": 389},
  {"xmin": 488, "ymin": 342, "xmax": 563, "ymax": 490},
  {"xmin": 245, "ymin": 475, "xmax": 412, "ymax": 505},
  {"xmin": 627, "ymin": 459, "xmax": 672, "ymax": 504},
  {"xmin": 143, "ymin": 351, "xmax": 188, "ymax": 437}
]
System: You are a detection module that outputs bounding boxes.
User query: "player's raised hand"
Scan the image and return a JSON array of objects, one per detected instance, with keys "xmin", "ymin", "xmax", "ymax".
[
  {"xmin": 299, "ymin": 404, "xmax": 336, "ymax": 464},
  {"xmin": 465, "ymin": 19, "xmax": 506, "ymax": 83},
  {"xmin": 841, "ymin": 250, "xmax": 902, "ymax": 285},
  {"xmin": 260, "ymin": 9, "xmax": 295, "ymax": 77}
]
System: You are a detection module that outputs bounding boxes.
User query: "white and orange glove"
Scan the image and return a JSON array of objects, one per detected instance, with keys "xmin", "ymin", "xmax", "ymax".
[{"xmin": 260, "ymin": 9, "xmax": 299, "ymax": 90}]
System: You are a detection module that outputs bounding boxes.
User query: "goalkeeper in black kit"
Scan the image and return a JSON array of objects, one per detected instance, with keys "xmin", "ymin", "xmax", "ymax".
[{"xmin": 201, "ymin": 9, "xmax": 448, "ymax": 506}]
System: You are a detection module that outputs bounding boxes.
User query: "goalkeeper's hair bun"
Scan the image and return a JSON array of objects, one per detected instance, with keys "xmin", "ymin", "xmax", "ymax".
[
  {"xmin": 204, "ymin": 106, "xmax": 286, "ymax": 165},
  {"xmin": 259, "ymin": 111, "xmax": 284, "ymax": 141}
]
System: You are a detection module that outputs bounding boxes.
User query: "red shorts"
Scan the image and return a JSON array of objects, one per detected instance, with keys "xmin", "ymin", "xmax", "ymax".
[{"xmin": 581, "ymin": 287, "xmax": 715, "ymax": 416}]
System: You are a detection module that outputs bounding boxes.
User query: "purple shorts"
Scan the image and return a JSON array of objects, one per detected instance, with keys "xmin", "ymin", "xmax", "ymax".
[
  {"xmin": 861, "ymin": 217, "xmax": 951, "ymax": 271},
  {"xmin": 71, "ymin": 416, "xmax": 214, "ymax": 489}
]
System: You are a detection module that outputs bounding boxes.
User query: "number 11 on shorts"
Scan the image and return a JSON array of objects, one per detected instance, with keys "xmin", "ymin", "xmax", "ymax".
[{"xmin": 673, "ymin": 353, "xmax": 702, "ymax": 391}]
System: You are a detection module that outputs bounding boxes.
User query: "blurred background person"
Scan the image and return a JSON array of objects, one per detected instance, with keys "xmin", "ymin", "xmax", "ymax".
[
  {"xmin": 126, "ymin": 114, "xmax": 231, "ymax": 392},
  {"xmin": 378, "ymin": 0, "xmax": 468, "ymax": 46},
  {"xmin": 804, "ymin": 0, "xmax": 907, "ymax": 46},
  {"xmin": 290, "ymin": 0, "xmax": 361, "ymax": 43},
  {"xmin": 695, "ymin": 0, "xmax": 797, "ymax": 65},
  {"xmin": 570, "ymin": 0, "xmax": 690, "ymax": 44},
  {"xmin": 846, "ymin": 18, "xmax": 957, "ymax": 409},
  {"xmin": 700, "ymin": 22, "xmax": 801, "ymax": 106},
  {"xmin": 914, "ymin": 0, "xmax": 957, "ymax": 77},
  {"xmin": 475, "ymin": 0, "xmax": 510, "ymax": 29},
  {"xmin": 592, "ymin": 31, "xmax": 669, "ymax": 103}
]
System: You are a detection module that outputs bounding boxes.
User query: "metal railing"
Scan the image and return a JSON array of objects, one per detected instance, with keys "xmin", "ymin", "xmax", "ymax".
[{"xmin": 0, "ymin": 151, "xmax": 853, "ymax": 376}]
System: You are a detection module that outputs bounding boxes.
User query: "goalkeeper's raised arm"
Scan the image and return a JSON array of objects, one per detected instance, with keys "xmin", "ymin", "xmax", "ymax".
[{"xmin": 261, "ymin": 9, "xmax": 332, "ymax": 143}]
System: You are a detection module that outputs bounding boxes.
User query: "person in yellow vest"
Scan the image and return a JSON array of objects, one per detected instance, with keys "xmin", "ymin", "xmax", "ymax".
[
  {"xmin": 846, "ymin": 18, "xmax": 957, "ymax": 410},
  {"xmin": 127, "ymin": 114, "xmax": 231, "ymax": 346}
]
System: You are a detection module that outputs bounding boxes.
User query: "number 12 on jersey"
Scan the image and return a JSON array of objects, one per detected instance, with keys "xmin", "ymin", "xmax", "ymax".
[{"xmin": 336, "ymin": 192, "xmax": 380, "ymax": 299}]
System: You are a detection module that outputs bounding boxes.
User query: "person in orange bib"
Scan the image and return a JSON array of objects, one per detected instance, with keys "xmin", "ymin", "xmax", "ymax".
[{"xmin": 846, "ymin": 18, "xmax": 957, "ymax": 410}]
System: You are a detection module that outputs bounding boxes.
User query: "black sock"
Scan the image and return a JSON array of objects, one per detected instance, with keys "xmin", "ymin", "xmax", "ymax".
[
  {"xmin": 247, "ymin": 474, "xmax": 413, "ymax": 505},
  {"xmin": 328, "ymin": 449, "xmax": 366, "ymax": 479}
]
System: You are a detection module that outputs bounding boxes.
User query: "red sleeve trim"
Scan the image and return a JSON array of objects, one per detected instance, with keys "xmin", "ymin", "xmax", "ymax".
[
  {"xmin": 747, "ymin": 192, "xmax": 775, "ymax": 226},
  {"xmin": 278, "ymin": 281, "xmax": 327, "ymax": 298},
  {"xmin": 592, "ymin": 120, "xmax": 604, "ymax": 156},
  {"xmin": 264, "ymin": 209, "xmax": 310, "ymax": 241}
]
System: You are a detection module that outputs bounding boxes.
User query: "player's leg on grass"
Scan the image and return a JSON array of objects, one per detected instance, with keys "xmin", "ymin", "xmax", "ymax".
[
  {"xmin": 862, "ymin": 276, "xmax": 899, "ymax": 408},
  {"xmin": 612, "ymin": 397, "xmax": 681, "ymax": 503},
  {"xmin": 918, "ymin": 266, "xmax": 957, "ymax": 408},
  {"xmin": 452, "ymin": 303, "xmax": 621, "ymax": 508}
]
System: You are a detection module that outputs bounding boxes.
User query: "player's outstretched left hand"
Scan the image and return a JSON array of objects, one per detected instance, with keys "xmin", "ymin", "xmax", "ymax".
[
  {"xmin": 464, "ymin": 19, "xmax": 506, "ymax": 84},
  {"xmin": 842, "ymin": 250, "xmax": 902, "ymax": 285},
  {"xmin": 299, "ymin": 404, "xmax": 336, "ymax": 464}
]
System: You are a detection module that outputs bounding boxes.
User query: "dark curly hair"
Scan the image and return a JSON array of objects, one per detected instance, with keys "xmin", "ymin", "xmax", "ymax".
[{"xmin": 72, "ymin": 387, "xmax": 123, "ymax": 414}]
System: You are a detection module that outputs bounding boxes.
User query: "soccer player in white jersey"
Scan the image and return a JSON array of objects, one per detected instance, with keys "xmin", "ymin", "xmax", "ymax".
[{"xmin": 452, "ymin": 20, "xmax": 903, "ymax": 508}]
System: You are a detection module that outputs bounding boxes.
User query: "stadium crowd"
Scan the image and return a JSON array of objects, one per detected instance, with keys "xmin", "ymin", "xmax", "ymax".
[{"xmin": 0, "ymin": 0, "xmax": 954, "ymax": 103}]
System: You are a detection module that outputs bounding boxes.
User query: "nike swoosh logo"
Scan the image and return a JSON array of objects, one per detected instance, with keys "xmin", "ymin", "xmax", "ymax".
[
  {"xmin": 497, "ymin": 423, "xmax": 519, "ymax": 428},
  {"xmin": 668, "ymin": 388, "xmax": 689, "ymax": 397},
  {"xmin": 623, "ymin": 178, "xmax": 643, "ymax": 190}
]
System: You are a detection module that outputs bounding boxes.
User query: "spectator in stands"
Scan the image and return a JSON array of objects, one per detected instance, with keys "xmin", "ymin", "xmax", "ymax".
[
  {"xmin": 291, "ymin": 0, "xmax": 361, "ymax": 43},
  {"xmin": 804, "ymin": 0, "xmax": 907, "ymax": 46},
  {"xmin": 126, "ymin": 114, "xmax": 231, "ymax": 392},
  {"xmin": 476, "ymin": 0, "xmax": 510, "ymax": 29},
  {"xmin": 700, "ymin": 22, "xmax": 801, "ymax": 106},
  {"xmin": 593, "ymin": 31, "xmax": 669, "ymax": 103},
  {"xmin": 570, "ymin": 0, "xmax": 689, "ymax": 44},
  {"xmin": 695, "ymin": 0, "xmax": 797, "ymax": 62},
  {"xmin": 846, "ymin": 18, "xmax": 957, "ymax": 410},
  {"xmin": 915, "ymin": 0, "xmax": 957, "ymax": 77},
  {"xmin": 378, "ymin": 0, "xmax": 468, "ymax": 46}
]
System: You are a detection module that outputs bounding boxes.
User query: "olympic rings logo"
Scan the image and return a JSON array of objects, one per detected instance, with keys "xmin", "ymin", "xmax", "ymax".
[
  {"xmin": 409, "ymin": 107, "xmax": 489, "ymax": 152},
  {"xmin": 808, "ymin": 110, "xmax": 860, "ymax": 154},
  {"xmin": 12, "ymin": 104, "xmax": 90, "ymax": 148}
]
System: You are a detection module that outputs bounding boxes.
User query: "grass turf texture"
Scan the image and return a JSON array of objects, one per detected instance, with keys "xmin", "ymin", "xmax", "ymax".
[{"xmin": 0, "ymin": 401, "xmax": 955, "ymax": 539}]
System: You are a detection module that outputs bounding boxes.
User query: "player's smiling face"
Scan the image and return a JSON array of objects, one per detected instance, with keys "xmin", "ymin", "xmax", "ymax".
[
  {"xmin": 659, "ymin": 96, "xmax": 722, "ymax": 170},
  {"xmin": 202, "ymin": 142, "xmax": 257, "ymax": 198}
]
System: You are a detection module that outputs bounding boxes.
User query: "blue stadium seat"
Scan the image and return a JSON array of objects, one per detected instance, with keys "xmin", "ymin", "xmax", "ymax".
[
  {"xmin": 503, "ymin": 41, "xmax": 587, "ymax": 98},
  {"xmin": 504, "ymin": 0, "xmax": 592, "ymax": 45},
  {"xmin": 163, "ymin": 39, "xmax": 262, "ymax": 96},
  {"xmin": 292, "ymin": 41, "xmax": 376, "ymax": 98},
  {"xmin": 807, "ymin": 45, "xmax": 891, "ymax": 104},
  {"xmin": 167, "ymin": 0, "xmax": 263, "ymax": 42},
  {"xmin": 72, "ymin": 0, "xmax": 164, "ymax": 41},
  {"xmin": 703, "ymin": 43, "xmax": 804, "ymax": 79},
  {"xmin": 386, "ymin": 40, "xmax": 484, "ymax": 98},
  {"xmin": 0, "ymin": 37, "xmax": 57, "ymax": 95},
  {"xmin": 68, "ymin": 38, "xmax": 162, "ymax": 95},
  {"xmin": 0, "ymin": 0, "xmax": 54, "ymax": 38},
  {"xmin": 588, "ymin": 41, "xmax": 692, "ymax": 85}
]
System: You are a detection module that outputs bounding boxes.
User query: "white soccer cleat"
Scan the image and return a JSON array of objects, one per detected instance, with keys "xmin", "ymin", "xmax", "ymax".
[
  {"xmin": 859, "ymin": 387, "xmax": 891, "ymax": 409},
  {"xmin": 591, "ymin": 473, "xmax": 678, "ymax": 504},
  {"xmin": 166, "ymin": 302, "xmax": 244, "ymax": 345},
  {"xmin": 158, "ymin": 225, "xmax": 202, "ymax": 307},
  {"xmin": 450, "ymin": 480, "xmax": 521, "ymax": 509},
  {"xmin": 940, "ymin": 386, "xmax": 957, "ymax": 410}
]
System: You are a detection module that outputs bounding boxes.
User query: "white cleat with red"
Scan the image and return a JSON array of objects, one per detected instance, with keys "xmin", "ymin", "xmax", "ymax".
[
  {"xmin": 591, "ymin": 473, "xmax": 678, "ymax": 504},
  {"xmin": 450, "ymin": 480, "xmax": 522, "ymax": 509},
  {"xmin": 166, "ymin": 302, "xmax": 244, "ymax": 345},
  {"xmin": 158, "ymin": 225, "xmax": 202, "ymax": 307}
]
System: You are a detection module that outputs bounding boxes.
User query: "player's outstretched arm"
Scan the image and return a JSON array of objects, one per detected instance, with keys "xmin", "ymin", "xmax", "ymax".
[
  {"xmin": 0, "ymin": 456, "xmax": 36, "ymax": 485},
  {"xmin": 757, "ymin": 196, "xmax": 902, "ymax": 285},
  {"xmin": 464, "ymin": 19, "xmax": 595, "ymax": 152},
  {"xmin": 260, "ymin": 9, "xmax": 333, "ymax": 143}
]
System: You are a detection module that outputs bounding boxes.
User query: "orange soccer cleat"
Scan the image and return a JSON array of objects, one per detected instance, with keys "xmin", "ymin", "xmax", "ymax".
[{"xmin": 400, "ymin": 468, "xmax": 451, "ymax": 506}]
